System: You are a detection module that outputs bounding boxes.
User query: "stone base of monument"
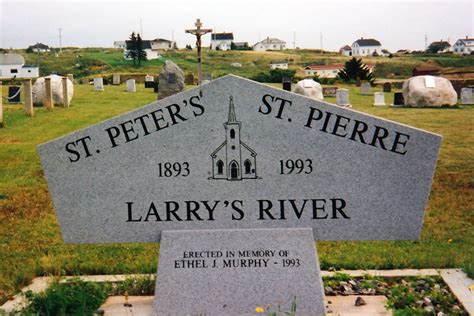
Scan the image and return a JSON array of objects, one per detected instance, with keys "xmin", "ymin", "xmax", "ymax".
[
  {"xmin": 98, "ymin": 295, "xmax": 392, "ymax": 316},
  {"xmin": 154, "ymin": 228, "xmax": 325, "ymax": 315}
]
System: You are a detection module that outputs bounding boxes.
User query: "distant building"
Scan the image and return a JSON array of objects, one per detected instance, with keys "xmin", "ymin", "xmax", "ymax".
[
  {"xmin": 0, "ymin": 53, "xmax": 39, "ymax": 79},
  {"xmin": 453, "ymin": 36, "xmax": 474, "ymax": 55},
  {"xmin": 351, "ymin": 38, "xmax": 382, "ymax": 56},
  {"xmin": 396, "ymin": 49, "xmax": 411, "ymax": 54},
  {"xmin": 340, "ymin": 45, "xmax": 352, "ymax": 56},
  {"xmin": 304, "ymin": 63, "xmax": 374, "ymax": 79},
  {"xmin": 270, "ymin": 61, "xmax": 288, "ymax": 70},
  {"xmin": 253, "ymin": 37, "xmax": 286, "ymax": 51},
  {"xmin": 428, "ymin": 40, "xmax": 451, "ymax": 53},
  {"xmin": 381, "ymin": 49, "xmax": 391, "ymax": 57},
  {"xmin": 233, "ymin": 42, "xmax": 250, "ymax": 50},
  {"xmin": 113, "ymin": 41, "xmax": 126, "ymax": 49},
  {"xmin": 124, "ymin": 40, "xmax": 160, "ymax": 60},
  {"xmin": 27, "ymin": 43, "xmax": 50, "ymax": 53},
  {"xmin": 211, "ymin": 33, "xmax": 234, "ymax": 51},
  {"xmin": 412, "ymin": 64, "xmax": 440, "ymax": 76},
  {"xmin": 151, "ymin": 38, "xmax": 176, "ymax": 51}
]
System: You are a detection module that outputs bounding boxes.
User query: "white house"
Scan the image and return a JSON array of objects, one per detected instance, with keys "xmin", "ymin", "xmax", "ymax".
[
  {"xmin": 429, "ymin": 40, "xmax": 451, "ymax": 53},
  {"xmin": 0, "ymin": 53, "xmax": 39, "ymax": 79},
  {"xmin": 150, "ymin": 38, "xmax": 176, "ymax": 51},
  {"xmin": 304, "ymin": 63, "xmax": 375, "ymax": 78},
  {"xmin": 270, "ymin": 61, "xmax": 288, "ymax": 70},
  {"xmin": 339, "ymin": 45, "xmax": 352, "ymax": 56},
  {"xmin": 453, "ymin": 36, "xmax": 474, "ymax": 55},
  {"xmin": 210, "ymin": 33, "xmax": 234, "ymax": 51},
  {"xmin": 124, "ymin": 40, "xmax": 160, "ymax": 60},
  {"xmin": 113, "ymin": 41, "xmax": 126, "ymax": 49},
  {"xmin": 27, "ymin": 43, "xmax": 50, "ymax": 53},
  {"xmin": 253, "ymin": 37, "xmax": 286, "ymax": 51},
  {"xmin": 351, "ymin": 38, "xmax": 382, "ymax": 56}
]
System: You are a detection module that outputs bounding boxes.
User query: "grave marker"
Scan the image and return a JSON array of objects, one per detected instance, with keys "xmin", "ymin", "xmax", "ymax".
[
  {"xmin": 392, "ymin": 92, "xmax": 405, "ymax": 107},
  {"xmin": 126, "ymin": 79, "xmax": 136, "ymax": 92},
  {"xmin": 94, "ymin": 78, "xmax": 104, "ymax": 91},
  {"xmin": 322, "ymin": 86, "xmax": 338, "ymax": 97},
  {"xmin": 460, "ymin": 87, "xmax": 473, "ymax": 104},
  {"xmin": 38, "ymin": 75, "xmax": 441, "ymax": 315},
  {"xmin": 112, "ymin": 74, "xmax": 121, "ymax": 85},
  {"xmin": 383, "ymin": 82, "xmax": 392, "ymax": 93},
  {"xmin": 145, "ymin": 75, "xmax": 155, "ymax": 88},
  {"xmin": 373, "ymin": 92, "xmax": 386, "ymax": 106},
  {"xmin": 336, "ymin": 88, "xmax": 351, "ymax": 107},
  {"xmin": 360, "ymin": 82, "xmax": 372, "ymax": 95}
]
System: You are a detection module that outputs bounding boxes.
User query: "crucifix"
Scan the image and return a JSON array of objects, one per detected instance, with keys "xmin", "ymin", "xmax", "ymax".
[{"xmin": 185, "ymin": 18, "xmax": 212, "ymax": 85}]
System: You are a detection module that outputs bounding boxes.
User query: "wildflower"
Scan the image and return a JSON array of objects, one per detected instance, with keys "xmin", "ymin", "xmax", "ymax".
[
  {"xmin": 469, "ymin": 285, "xmax": 474, "ymax": 291},
  {"xmin": 448, "ymin": 239, "xmax": 453, "ymax": 244},
  {"xmin": 266, "ymin": 303, "xmax": 271, "ymax": 309},
  {"xmin": 255, "ymin": 306, "xmax": 265, "ymax": 313}
]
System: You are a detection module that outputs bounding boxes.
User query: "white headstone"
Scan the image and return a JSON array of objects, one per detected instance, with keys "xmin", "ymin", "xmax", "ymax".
[
  {"xmin": 126, "ymin": 79, "xmax": 136, "ymax": 93},
  {"xmin": 460, "ymin": 87, "xmax": 473, "ymax": 104},
  {"xmin": 373, "ymin": 92, "xmax": 386, "ymax": 106},
  {"xmin": 360, "ymin": 82, "xmax": 372, "ymax": 95},
  {"xmin": 94, "ymin": 78, "xmax": 104, "ymax": 91},
  {"xmin": 112, "ymin": 74, "xmax": 121, "ymax": 85},
  {"xmin": 336, "ymin": 88, "xmax": 351, "ymax": 107}
]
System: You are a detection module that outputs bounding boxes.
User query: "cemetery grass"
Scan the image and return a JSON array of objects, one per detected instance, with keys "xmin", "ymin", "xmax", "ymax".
[{"xmin": 0, "ymin": 84, "xmax": 473, "ymax": 304}]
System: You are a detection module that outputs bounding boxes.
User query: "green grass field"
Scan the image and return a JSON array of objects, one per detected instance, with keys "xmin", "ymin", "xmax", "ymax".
[{"xmin": 0, "ymin": 81, "xmax": 472, "ymax": 304}]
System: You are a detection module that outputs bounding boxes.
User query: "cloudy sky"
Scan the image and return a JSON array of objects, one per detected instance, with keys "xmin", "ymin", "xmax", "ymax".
[{"xmin": 1, "ymin": 0, "xmax": 472, "ymax": 51}]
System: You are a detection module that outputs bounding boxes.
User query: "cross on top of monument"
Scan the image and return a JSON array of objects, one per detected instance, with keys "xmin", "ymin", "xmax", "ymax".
[{"xmin": 185, "ymin": 18, "xmax": 212, "ymax": 36}]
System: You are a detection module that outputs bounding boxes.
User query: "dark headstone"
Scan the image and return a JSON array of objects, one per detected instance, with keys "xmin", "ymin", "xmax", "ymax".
[
  {"xmin": 393, "ymin": 92, "xmax": 404, "ymax": 106},
  {"xmin": 153, "ymin": 82, "xmax": 159, "ymax": 93},
  {"xmin": 185, "ymin": 73, "xmax": 195, "ymax": 85},
  {"xmin": 383, "ymin": 82, "xmax": 392, "ymax": 93},
  {"xmin": 282, "ymin": 77, "xmax": 292, "ymax": 91},
  {"xmin": 356, "ymin": 79, "xmax": 361, "ymax": 87},
  {"xmin": 8, "ymin": 86, "xmax": 21, "ymax": 103},
  {"xmin": 145, "ymin": 75, "xmax": 155, "ymax": 88},
  {"xmin": 323, "ymin": 87, "xmax": 338, "ymax": 97}
]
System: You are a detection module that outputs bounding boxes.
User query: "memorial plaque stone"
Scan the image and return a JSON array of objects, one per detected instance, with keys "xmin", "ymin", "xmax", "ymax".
[
  {"xmin": 145, "ymin": 75, "xmax": 155, "ymax": 88},
  {"xmin": 322, "ymin": 86, "xmax": 338, "ymax": 97},
  {"xmin": 38, "ymin": 75, "xmax": 441, "ymax": 315}
]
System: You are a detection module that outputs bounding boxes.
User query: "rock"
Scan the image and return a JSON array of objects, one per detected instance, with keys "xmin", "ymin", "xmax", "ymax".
[
  {"xmin": 437, "ymin": 312, "xmax": 445, "ymax": 316},
  {"xmin": 402, "ymin": 75, "xmax": 457, "ymax": 107},
  {"xmin": 424, "ymin": 306, "xmax": 434, "ymax": 313},
  {"xmin": 423, "ymin": 297, "xmax": 433, "ymax": 306},
  {"xmin": 158, "ymin": 60, "xmax": 185, "ymax": 99},
  {"xmin": 325, "ymin": 286, "xmax": 336, "ymax": 296},
  {"xmin": 230, "ymin": 62, "xmax": 242, "ymax": 68},
  {"xmin": 293, "ymin": 79, "xmax": 324, "ymax": 101},
  {"xmin": 32, "ymin": 75, "xmax": 74, "ymax": 106},
  {"xmin": 355, "ymin": 297, "xmax": 367, "ymax": 306}
]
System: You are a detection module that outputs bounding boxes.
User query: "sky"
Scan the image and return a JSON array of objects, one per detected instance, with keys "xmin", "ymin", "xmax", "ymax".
[{"xmin": 1, "ymin": 0, "xmax": 473, "ymax": 51}]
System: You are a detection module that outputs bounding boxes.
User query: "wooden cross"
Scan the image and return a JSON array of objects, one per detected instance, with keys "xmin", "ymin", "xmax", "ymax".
[{"xmin": 185, "ymin": 19, "xmax": 212, "ymax": 85}]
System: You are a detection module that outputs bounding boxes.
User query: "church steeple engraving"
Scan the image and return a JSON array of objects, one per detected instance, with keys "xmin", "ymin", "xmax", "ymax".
[{"xmin": 210, "ymin": 96, "xmax": 258, "ymax": 181}]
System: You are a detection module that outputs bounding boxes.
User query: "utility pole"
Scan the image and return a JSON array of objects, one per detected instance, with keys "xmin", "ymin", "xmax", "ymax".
[
  {"xmin": 58, "ymin": 28, "xmax": 62, "ymax": 53},
  {"xmin": 424, "ymin": 34, "xmax": 428, "ymax": 51},
  {"xmin": 140, "ymin": 18, "xmax": 143, "ymax": 37},
  {"xmin": 293, "ymin": 30, "xmax": 296, "ymax": 49},
  {"xmin": 320, "ymin": 32, "xmax": 323, "ymax": 55},
  {"xmin": 185, "ymin": 19, "xmax": 212, "ymax": 85}
]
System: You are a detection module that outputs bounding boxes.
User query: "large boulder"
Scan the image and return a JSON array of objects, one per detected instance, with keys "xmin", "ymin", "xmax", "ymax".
[
  {"xmin": 293, "ymin": 79, "xmax": 324, "ymax": 100},
  {"xmin": 402, "ymin": 76, "xmax": 457, "ymax": 107},
  {"xmin": 33, "ymin": 75, "xmax": 74, "ymax": 106},
  {"xmin": 158, "ymin": 60, "xmax": 185, "ymax": 99}
]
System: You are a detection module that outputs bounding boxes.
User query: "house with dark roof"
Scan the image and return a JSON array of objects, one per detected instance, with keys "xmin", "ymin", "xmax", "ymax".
[
  {"xmin": 211, "ymin": 33, "xmax": 234, "ymax": 51},
  {"xmin": 124, "ymin": 40, "xmax": 160, "ymax": 60},
  {"xmin": 428, "ymin": 40, "xmax": 451, "ymax": 53},
  {"xmin": 453, "ymin": 36, "xmax": 474, "ymax": 55},
  {"xmin": 339, "ymin": 45, "xmax": 352, "ymax": 56},
  {"xmin": 0, "ymin": 53, "xmax": 39, "ymax": 79},
  {"xmin": 351, "ymin": 38, "xmax": 382, "ymax": 56},
  {"xmin": 270, "ymin": 60, "xmax": 288, "ymax": 70},
  {"xmin": 27, "ymin": 43, "xmax": 50, "ymax": 53}
]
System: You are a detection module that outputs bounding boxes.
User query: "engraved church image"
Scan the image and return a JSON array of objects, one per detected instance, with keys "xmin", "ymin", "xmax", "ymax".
[{"xmin": 210, "ymin": 96, "xmax": 258, "ymax": 180}]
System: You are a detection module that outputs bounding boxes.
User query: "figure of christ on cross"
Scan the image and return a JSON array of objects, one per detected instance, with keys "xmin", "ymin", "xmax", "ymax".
[{"xmin": 185, "ymin": 19, "xmax": 212, "ymax": 85}]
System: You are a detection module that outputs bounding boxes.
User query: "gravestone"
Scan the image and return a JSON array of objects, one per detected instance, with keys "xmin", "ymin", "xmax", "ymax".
[
  {"xmin": 360, "ymin": 82, "xmax": 372, "ymax": 95},
  {"xmin": 383, "ymin": 82, "xmax": 392, "ymax": 93},
  {"xmin": 185, "ymin": 73, "xmax": 195, "ymax": 85},
  {"xmin": 158, "ymin": 60, "xmax": 185, "ymax": 99},
  {"xmin": 145, "ymin": 75, "xmax": 154, "ymax": 88},
  {"xmin": 112, "ymin": 74, "xmax": 121, "ymax": 85},
  {"xmin": 356, "ymin": 79, "xmax": 361, "ymax": 87},
  {"xmin": 460, "ymin": 87, "xmax": 473, "ymax": 104},
  {"xmin": 67, "ymin": 74, "xmax": 74, "ymax": 82},
  {"xmin": 202, "ymin": 73, "xmax": 213, "ymax": 82},
  {"xmin": 336, "ymin": 88, "xmax": 351, "ymax": 107},
  {"xmin": 322, "ymin": 86, "xmax": 338, "ymax": 97},
  {"xmin": 392, "ymin": 92, "xmax": 405, "ymax": 107},
  {"xmin": 126, "ymin": 79, "xmax": 136, "ymax": 92},
  {"xmin": 94, "ymin": 78, "xmax": 104, "ymax": 91},
  {"xmin": 80, "ymin": 78, "xmax": 89, "ymax": 85},
  {"xmin": 293, "ymin": 79, "xmax": 323, "ymax": 100},
  {"xmin": 282, "ymin": 77, "xmax": 292, "ymax": 91},
  {"xmin": 8, "ymin": 86, "xmax": 21, "ymax": 103},
  {"xmin": 373, "ymin": 92, "xmax": 386, "ymax": 106},
  {"xmin": 38, "ymin": 75, "xmax": 441, "ymax": 315}
]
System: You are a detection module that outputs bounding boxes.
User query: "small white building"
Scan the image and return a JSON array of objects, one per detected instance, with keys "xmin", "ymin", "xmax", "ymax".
[
  {"xmin": 113, "ymin": 41, "xmax": 126, "ymax": 49},
  {"xmin": 339, "ymin": 45, "xmax": 352, "ymax": 56},
  {"xmin": 253, "ymin": 37, "xmax": 286, "ymax": 51},
  {"xmin": 0, "ymin": 53, "xmax": 39, "ymax": 79},
  {"xmin": 27, "ymin": 43, "xmax": 50, "ymax": 53},
  {"xmin": 210, "ymin": 33, "xmax": 234, "ymax": 51},
  {"xmin": 124, "ymin": 40, "xmax": 160, "ymax": 60},
  {"xmin": 270, "ymin": 61, "xmax": 288, "ymax": 70},
  {"xmin": 304, "ymin": 63, "xmax": 375, "ymax": 79},
  {"xmin": 351, "ymin": 38, "xmax": 382, "ymax": 56},
  {"xmin": 453, "ymin": 36, "xmax": 474, "ymax": 55},
  {"xmin": 150, "ymin": 38, "xmax": 176, "ymax": 51}
]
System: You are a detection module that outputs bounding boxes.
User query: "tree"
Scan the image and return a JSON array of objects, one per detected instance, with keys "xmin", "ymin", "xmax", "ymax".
[
  {"xmin": 337, "ymin": 57, "xmax": 375, "ymax": 84},
  {"xmin": 126, "ymin": 32, "xmax": 138, "ymax": 66},
  {"xmin": 427, "ymin": 42, "xmax": 450, "ymax": 54},
  {"xmin": 136, "ymin": 33, "xmax": 147, "ymax": 66}
]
